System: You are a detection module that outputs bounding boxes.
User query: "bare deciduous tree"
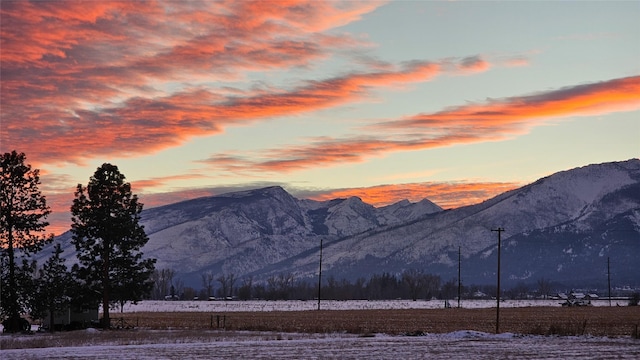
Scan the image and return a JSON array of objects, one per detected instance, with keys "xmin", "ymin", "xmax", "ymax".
[
  {"xmin": 537, "ymin": 277, "xmax": 552, "ymax": 299},
  {"xmin": 217, "ymin": 273, "xmax": 236, "ymax": 298},
  {"xmin": 201, "ymin": 271, "xmax": 214, "ymax": 299}
]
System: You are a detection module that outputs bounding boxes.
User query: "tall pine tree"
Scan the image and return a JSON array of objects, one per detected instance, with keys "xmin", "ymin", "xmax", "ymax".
[
  {"xmin": 71, "ymin": 163, "xmax": 155, "ymax": 329},
  {"xmin": 0, "ymin": 151, "xmax": 53, "ymax": 332},
  {"xmin": 33, "ymin": 243, "xmax": 73, "ymax": 332}
]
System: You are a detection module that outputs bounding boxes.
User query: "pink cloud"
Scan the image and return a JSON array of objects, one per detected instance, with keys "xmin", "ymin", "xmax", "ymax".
[
  {"xmin": 3, "ymin": 53, "xmax": 481, "ymax": 165},
  {"xmin": 384, "ymin": 75, "xmax": 640, "ymax": 129},
  {"xmin": 198, "ymin": 76, "xmax": 640, "ymax": 174},
  {"xmin": 0, "ymin": 1, "xmax": 383, "ymax": 165},
  {"xmin": 307, "ymin": 182, "xmax": 521, "ymax": 209},
  {"xmin": 2, "ymin": 1, "xmax": 503, "ymax": 169}
]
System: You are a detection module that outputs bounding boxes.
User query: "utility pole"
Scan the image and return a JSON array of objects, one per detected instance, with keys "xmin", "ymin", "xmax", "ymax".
[
  {"xmin": 492, "ymin": 227, "xmax": 505, "ymax": 334},
  {"xmin": 317, "ymin": 238, "xmax": 323, "ymax": 311},
  {"xmin": 607, "ymin": 257, "xmax": 611, "ymax": 307},
  {"xmin": 458, "ymin": 246, "xmax": 461, "ymax": 308}
]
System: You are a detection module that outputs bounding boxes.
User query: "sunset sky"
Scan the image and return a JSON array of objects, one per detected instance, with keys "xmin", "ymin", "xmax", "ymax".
[{"xmin": 1, "ymin": 1, "xmax": 639, "ymax": 235}]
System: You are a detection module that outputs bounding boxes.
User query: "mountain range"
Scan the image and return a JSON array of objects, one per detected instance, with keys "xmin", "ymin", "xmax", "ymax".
[{"xmin": 49, "ymin": 159, "xmax": 640, "ymax": 289}]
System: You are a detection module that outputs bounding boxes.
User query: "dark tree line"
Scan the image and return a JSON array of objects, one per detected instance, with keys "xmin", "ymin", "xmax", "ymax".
[
  {"xmin": 1, "ymin": 152, "xmax": 155, "ymax": 332},
  {"xmin": 155, "ymin": 270, "xmax": 564, "ymax": 303},
  {"xmin": 153, "ymin": 270, "xmax": 443, "ymax": 302}
]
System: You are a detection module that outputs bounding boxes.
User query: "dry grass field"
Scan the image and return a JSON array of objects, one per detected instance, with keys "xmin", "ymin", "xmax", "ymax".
[
  {"xmin": 115, "ymin": 306, "xmax": 640, "ymax": 337},
  {"xmin": 3, "ymin": 306, "xmax": 639, "ymax": 356}
]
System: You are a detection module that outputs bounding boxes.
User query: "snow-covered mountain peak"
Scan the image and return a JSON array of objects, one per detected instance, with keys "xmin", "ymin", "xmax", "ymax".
[
  {"xmin": 533, "ymin": 159, "xmax": 639, "ymax": 205},
  {"xmin": 46, "ymin": 159, "xmax": 639, "ymax": 288},
  {"xmin": 416, "ymin": 198, "xmax": 443, "ymax": 213},
  {"xmin": 222, "ymin": 185, "xmax": 287, "ymax": 199}
]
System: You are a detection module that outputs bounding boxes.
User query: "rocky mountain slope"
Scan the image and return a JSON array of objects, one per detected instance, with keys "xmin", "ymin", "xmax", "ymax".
[
  {"xmin": 138, "ymin": 186, "xmax": 443, "ymax": 280},
  {"xmin": 48, "ymin": 159, "xmax": 640, "ymax": 288}
]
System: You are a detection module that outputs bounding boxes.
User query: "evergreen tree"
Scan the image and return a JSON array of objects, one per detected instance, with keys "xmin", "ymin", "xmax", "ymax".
[
  {"xmin": 71, "ymin": 163, "xmax": 155, "ymax": 329},
  {"xmin": 112, "ymin": 252, "xmax": 155, "ymax": 313},
  {"xmin": 33, "ymin": 243, "xmax": 73, "ymax": 332},
  {"xmin": 0, "ymin": 151, "xmax": 53, "ymax": 332}
]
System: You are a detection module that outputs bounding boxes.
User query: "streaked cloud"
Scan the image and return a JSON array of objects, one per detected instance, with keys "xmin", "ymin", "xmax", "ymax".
[
  {"xmin": 305, "ymin": 182, "xmax": 521, "ymax": 209},
  {"xmin": 2, "ymin": 1, "xmax": 636, "ymax": 236},
  {"xmin": 199, "ymin": 76, "xmax": 640, "ymax": 174},
  {"xmin": 1, "ymin": 1, "xmax": 509, "ymax": 169},
  {"xmin": 385, "ymin": 75, "xmax": 640, "ymax": 131},
  {"xmin": 131, "ymin": 173, "xmax": 211, "ymax": 190},
  {"xmin": 1, "ymin": 1, "xmax": 384, "ymax": 165}
]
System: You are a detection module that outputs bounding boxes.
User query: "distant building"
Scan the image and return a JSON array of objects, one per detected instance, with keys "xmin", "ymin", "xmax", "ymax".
[
  {"xmin": 559, "ymin": 291, "xmax": 592, "ymax": 307},
  {"xmin": 472, "ymin": 290, "xmax": 488, "ymax": 298},
  {"xmin": 43, "ymin": 305, "xmax": 98, "ymax": 331},
  {"xmin": 584, "ymin": 293, "xmax": 599, "ymax": 300},
  {"xmin": 568, "ymin": 292, "xmax": 585, "ymax": 300}
]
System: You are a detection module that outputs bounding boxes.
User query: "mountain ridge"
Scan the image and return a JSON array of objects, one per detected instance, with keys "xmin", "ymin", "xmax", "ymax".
[{"xmin": 46, "ymin": 159, "xmax": 640, "ymax": 289}]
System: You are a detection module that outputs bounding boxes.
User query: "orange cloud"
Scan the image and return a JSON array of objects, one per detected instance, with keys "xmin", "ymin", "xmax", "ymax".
[
  {"xmin": 130, "ymin": 173, "xmax": 211, "ymax": 191},
  {"xmin": 1, "ymin": 1, "xmax": 384, "ymax": 166},
  {"xmin": 2, "ymin": 53, "xmax": 468, "ymax": 166},
  {"xmin": 2, "ymin": 1, "xmax": 502, "ymax": 168},
  {"xmin": 386, "ymin": 75, "xmax": 640, "ymax": 130},
  {"xmin": 199, "ymin": 76, "xmax": 640, "ymax": 174},
  {"xmin": 306, "ymin": 182, "xmax": 521, "ymax": 209},
  {"xmin": 39, "ymin": 190, "xmax": 76, "ymax": 236}
]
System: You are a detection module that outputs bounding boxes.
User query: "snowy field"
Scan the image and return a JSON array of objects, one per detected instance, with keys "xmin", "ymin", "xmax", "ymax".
[
  {"xmin": 3, "ymin": 330, "xmax": 639, "ymax": 359},
  {"xmin": 3, "ymin": 300, "xmax": 637, "ymax": 359},
  {"xmin": 119, "ymin": 298, "xmax": 618, "ymax": 312}
]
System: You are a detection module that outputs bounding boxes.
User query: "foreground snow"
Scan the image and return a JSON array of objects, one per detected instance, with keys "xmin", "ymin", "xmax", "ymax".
[
  {"xmin": 119, "ymin": 299, "xmax": 617, "ymax": 312},
  {"xmin": 3, "ymin": 330, "xmax": 639, "ymax": 359}
]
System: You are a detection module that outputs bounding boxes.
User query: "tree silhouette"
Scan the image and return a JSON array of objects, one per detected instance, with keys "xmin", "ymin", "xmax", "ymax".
[
  {"xmin": 536, "ymin": 277, "xmax": 552, "ymax": 299},
  {"xmin": 71, "ymin": 163, "xmax": 155, "ymax": 329},
  {"xmin": 217, "ymin": 273, "xmax": 237, "ymax": 299},
  {"xmin": 151, "ymin": 268, "xmax": 175, "ymax": 300},
  {"xmin": 33, "ymin": 243, "xmax": 74, "ymax": 332},
  {"xmin": 0, "ymin": 151, "xmax": 53, "ymax": 332},
  {"xmin": 201, "ymin": 271, "xmax": 214, "ymax": 299},
  {"xmin": 402, "ymin": 269, "xmax": 426, "ymax": 301}
]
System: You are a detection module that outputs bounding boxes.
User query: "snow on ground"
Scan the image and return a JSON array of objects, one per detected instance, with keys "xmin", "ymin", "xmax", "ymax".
[
  {"xmin": 3, "ymin": 331, "xmax": 639, "ymax": 359},
  {"xmin": 3, "ymin": 299, "xmax": 618, "ymax": 333},
  {"xmin": 4, "ymin": 300, "xmax": 635, "ymax": 359},
  {"xmin": 119, "ymin": 299, "xmax": 617, "ymax": 312}
]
